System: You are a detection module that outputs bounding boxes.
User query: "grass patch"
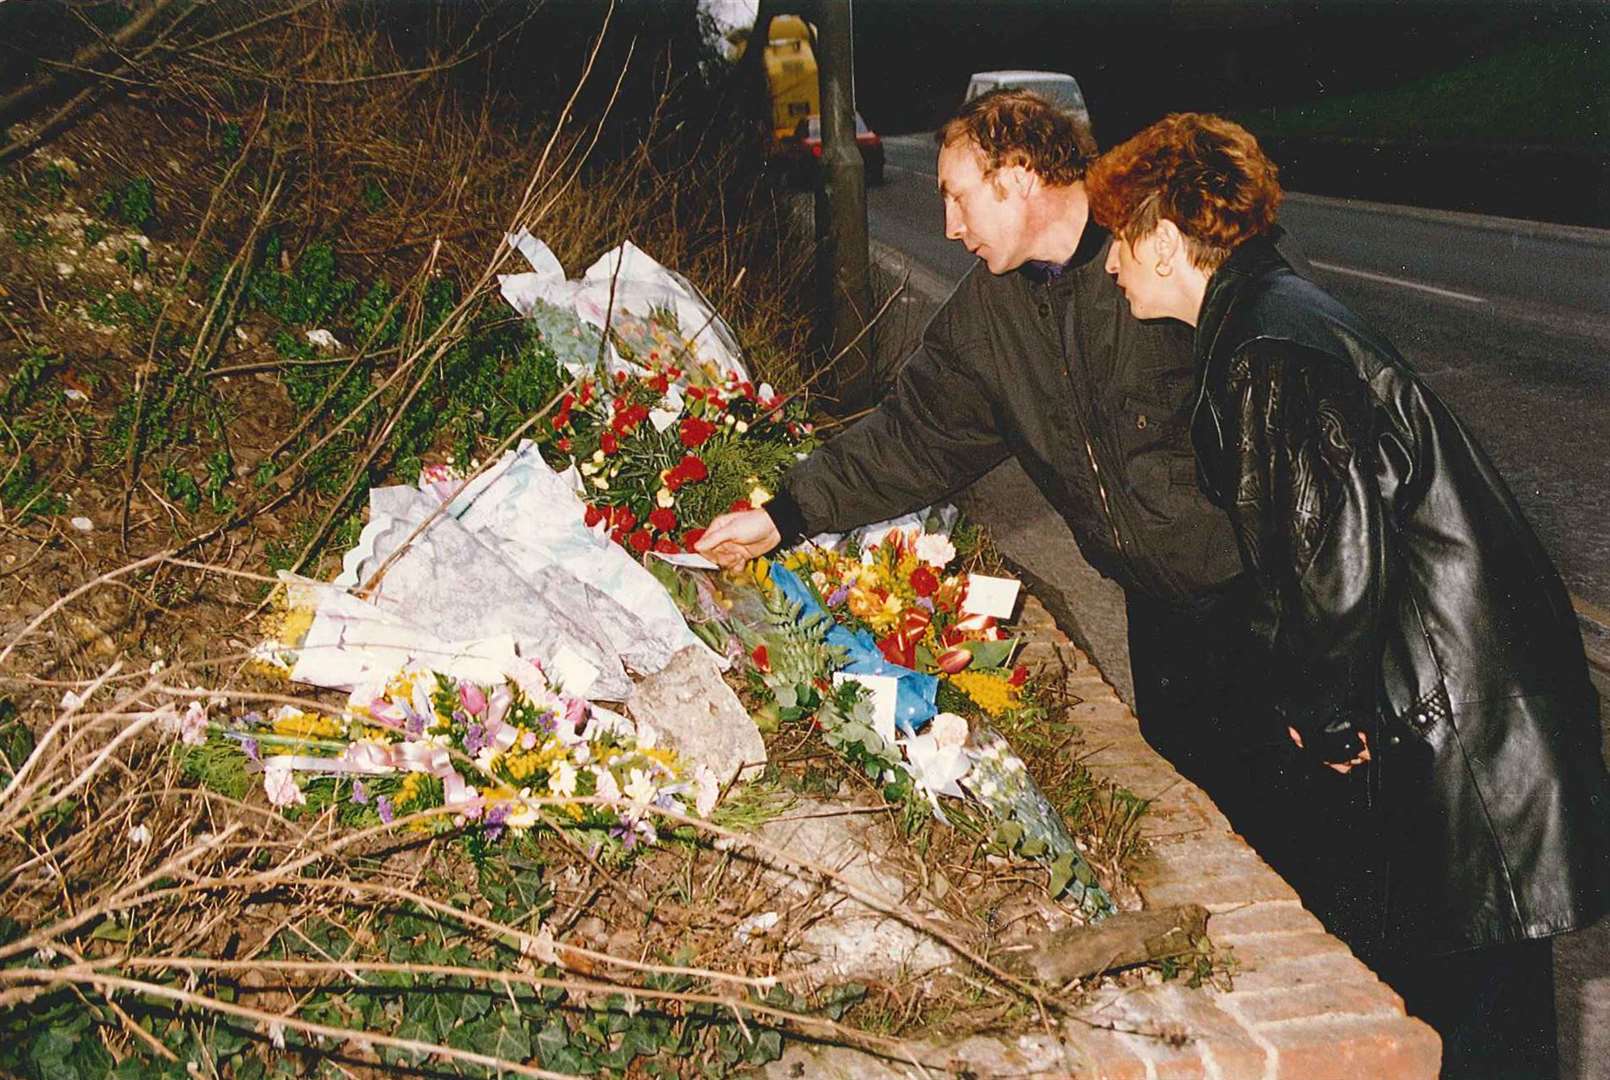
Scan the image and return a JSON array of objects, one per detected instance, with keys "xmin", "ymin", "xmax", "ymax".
[{"xmin": 1238, "ymin": 36, "xmax": 1610, "ymax": 146}]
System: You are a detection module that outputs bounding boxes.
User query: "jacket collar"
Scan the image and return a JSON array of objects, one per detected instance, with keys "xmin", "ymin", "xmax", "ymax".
[
  {"xmin": 1192, "ymin": 229, "xmax": 1290, "ymax": 365},
  {"xmin": 1019, "ymin": 222, "xmax": 1110, "ymax": 284}
]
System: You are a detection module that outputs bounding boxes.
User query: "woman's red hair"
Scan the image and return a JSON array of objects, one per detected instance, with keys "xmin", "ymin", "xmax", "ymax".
[{"xmin": 1086, "ymin": 113, "xmax": 1282, "ymax": 270}]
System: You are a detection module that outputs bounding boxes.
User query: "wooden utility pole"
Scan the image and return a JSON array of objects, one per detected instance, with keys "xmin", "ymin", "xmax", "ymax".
[{"xmin": 812, "ymin": 0, "xmax": 874, "ymax": 409}]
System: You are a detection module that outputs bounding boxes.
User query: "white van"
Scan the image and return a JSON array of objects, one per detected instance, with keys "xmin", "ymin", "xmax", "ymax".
[{"xmin": 964, "ymin": 70, "xmax": 1089, "ymax": 127}]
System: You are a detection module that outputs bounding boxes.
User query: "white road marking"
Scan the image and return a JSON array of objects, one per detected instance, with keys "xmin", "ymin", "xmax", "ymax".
[{"xmin": 1309, "ymin": 260, "xmax": 1488, "ymax": 304}]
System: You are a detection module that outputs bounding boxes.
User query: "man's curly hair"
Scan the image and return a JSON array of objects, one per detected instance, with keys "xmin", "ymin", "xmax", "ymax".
[
  {"xmin": 1085, "ymin": 112, "xmax": 1282, "ymax": 271},
  {"xmin": 936, "ymin": 88, "xmax": 1097, "ymax": 186}
]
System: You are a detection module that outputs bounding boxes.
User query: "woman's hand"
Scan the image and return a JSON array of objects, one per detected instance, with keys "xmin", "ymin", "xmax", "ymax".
[
  {"xmin": 695, "ymin": 509, "xmax": 781, "ymax": 570},
  {"xmin": 1288, "ymin": 726, "xmax": 1372, "ymax": 774}
]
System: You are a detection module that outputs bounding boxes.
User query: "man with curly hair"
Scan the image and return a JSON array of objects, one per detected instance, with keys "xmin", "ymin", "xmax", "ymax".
[{"xmin": 700, "ymin": 90, "xmax": 1305, "ymax": 824}]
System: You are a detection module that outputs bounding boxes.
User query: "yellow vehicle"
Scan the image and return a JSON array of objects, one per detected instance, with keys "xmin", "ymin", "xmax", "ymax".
[{"xmin": 762, "ymin": 15, "xmax": 818, "ymax": 143}]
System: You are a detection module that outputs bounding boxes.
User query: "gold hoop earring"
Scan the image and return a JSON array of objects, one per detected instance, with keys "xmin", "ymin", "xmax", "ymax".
[{"xmin": 1155, "ymin": 261, "xmax": 1173, "ymax": 278}]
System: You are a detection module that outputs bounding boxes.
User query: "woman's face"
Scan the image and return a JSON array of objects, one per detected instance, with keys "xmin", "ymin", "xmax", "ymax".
[{"xmin": 1104, "ymin": 228, "xmax": 1173, "ymax": 320}]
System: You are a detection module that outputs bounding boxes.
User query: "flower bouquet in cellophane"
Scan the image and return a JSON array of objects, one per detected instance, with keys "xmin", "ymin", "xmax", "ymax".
[
  {"xmin": 782, "ymin": 527, "xmax": 1020, "ymax": 676},
  {"xmin": 537, "ymin": 356, "xmax": 815, "ymax": 556},
  {"xmin": 184, "ymin": 659, "xmax": 718, "ymax": 855}
]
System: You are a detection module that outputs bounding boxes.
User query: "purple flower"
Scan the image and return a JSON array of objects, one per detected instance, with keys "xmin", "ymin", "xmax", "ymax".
[
  {"xmin": 826, "ymin": 585, "xmax": 850, "ymax": 607},
  {"xmin": 241, "ymin": 737, "xmax": 261, "ymax": 764},
  {"xmin": 483, "ymin": 803, "xmax": 510, "ymax": 842},
  {"xmin": 351, "ymin": 780, "xmax": 368, "ymax": 805},
  {"xmin": 462, "ymin": 722, "xmax": 486, "ymax": 757},
  {"xmin": 916, "ymin": 595, "xmax": 935, "ymax": 612},
  {"xmin": 406, "ymin": 713, "xmax": 426, "ymax": 738},
  {"xmin": 377, "ymin": 796, "xmax": 395, "ymax": 824}
]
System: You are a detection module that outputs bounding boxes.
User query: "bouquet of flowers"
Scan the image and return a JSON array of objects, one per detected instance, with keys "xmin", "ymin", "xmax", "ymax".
[
  {"xmin": 184, "ymin": 661, "xmax": 718, "ymax": 851},
  {"xmin": 783, "ymin": 529, "xmax": 1018, "ymax": 675},
  {"xmin": 539, "ymin": 361, "xmax": 815, "ymax": 556}
]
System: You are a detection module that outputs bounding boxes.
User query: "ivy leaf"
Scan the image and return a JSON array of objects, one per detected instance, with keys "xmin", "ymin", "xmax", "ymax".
[{"xmin": 1047, "ymin": 852, "xmax": 1075, "ymax": 898}]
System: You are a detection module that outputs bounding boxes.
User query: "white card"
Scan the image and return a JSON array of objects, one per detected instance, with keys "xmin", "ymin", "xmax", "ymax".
[
  {"xmin": 549, "ymin": 644, "xmax": 600, "ymax": 698},
  {"xmin": 651, "ymin": 550, "xmax": 719, "ymax": 570},
  {"xmin": 961, "ymin": 574, "xmax": 1021, "ymax": 619},
  {"xmin": 833, "ymin": 672, "xmax": 900, "ymax": 747}
]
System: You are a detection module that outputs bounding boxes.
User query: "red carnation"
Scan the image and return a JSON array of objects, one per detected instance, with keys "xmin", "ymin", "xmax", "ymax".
[
  {"xmin": 1008, "ymin": 664, "xmax": 1029, "ymax": 687},
  {"xmin": 648, "ymin": 372, "xmax": 669, "ymax": 394},
  {"xmin": 627, "ymin": 528, "xmax": 652, "ymax": 554},
  {"xmin": 600, "ymin": 430, "xmax": 619, "ymax": 455},
  {"xmin": 556, "ymin": 437, "xmax": 571, "ymax": 453},
  {"xmin": 674, "ymin": 454, "xmax": 707, "ymax": 483},
  {"xmin": 649, "ymin": 507, "xmax": 677, "ymax": 534},
  {"xmin": 682, "ymin": 527, "xmax": 706, "ymax": 551},
  {"xmin": 679, "ymin": 416, "xmax": 718, "ymax": 449},
  {"xmin": 910, "ymin": 565, "xmax": 939, "ymax": 598},
  {"xmin": 612, "ymin": 507, "xmax": 636, "ymax": 532},
  {"xmin": 654, "ymin": 538, "xmax": 681, "ymax": 554},
  {"xmin": 728, "ymin": 498, "xmax": 752, "ymax": 514},
  {"xmin": 583, "ymin": 504, "xmax": 605, "ymax": 528},
  {"xmin": 750, "ymin": 644, "xmax": 770, "ymax": 672},
  {"xmin": 552, "ymin": 393, "xmax": 574, "ymax": 429}
]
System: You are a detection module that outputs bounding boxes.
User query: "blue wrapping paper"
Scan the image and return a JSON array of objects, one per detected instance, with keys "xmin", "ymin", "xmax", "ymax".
[{"xmin": 767, "ymin": 563, "xmax": 938, "ymax": 733}]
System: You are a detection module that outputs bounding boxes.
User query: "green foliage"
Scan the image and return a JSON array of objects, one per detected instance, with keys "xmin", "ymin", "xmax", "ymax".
[
  {"xmin": 94, "ymin": 175, "xmax": 156, "ymax": 230},
  {"xmin": 0, "ymin": 452, "xmax": 67, "ymax": 522},
  {"xmin": 219, "ymin": 122, "xmax": 244, "ymax": 159},
  {"xmin": 0, "ymin": 697, "xmax": 32, "ymax": 784},
  {"xmin": 3, "ymin": 349, "xmax": 53, "ymax": 414},
  {"xmin": 10, "ymin": 217, "xmax": 50, "ymax": 249},
  {"xmin": 86, "ymin": 288, "xmax": 160, "ymax": 328},
  {"xmin": 245, "ymin": 237, "xmax": 356, "ymax": 327},
  {"xmin": 161, "ymin": 462, "xmax": 202, "ymax": 512}
]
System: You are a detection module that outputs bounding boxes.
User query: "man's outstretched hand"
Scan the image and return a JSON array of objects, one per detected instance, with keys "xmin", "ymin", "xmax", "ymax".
[{"xmin": 695, "ymin": 509, "xmax": 781, "ymax": 570}]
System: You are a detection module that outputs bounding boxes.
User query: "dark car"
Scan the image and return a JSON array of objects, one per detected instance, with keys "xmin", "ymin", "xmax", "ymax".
[{"xmin": 784, "ymin": 112, "xmax": 885, "ymax": 186}]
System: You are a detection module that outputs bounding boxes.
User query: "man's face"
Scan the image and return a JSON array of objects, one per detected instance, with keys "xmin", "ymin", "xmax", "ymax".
[{"xmin": 938, "ymin": 140, "xmax": 1031, "ymax": 274}]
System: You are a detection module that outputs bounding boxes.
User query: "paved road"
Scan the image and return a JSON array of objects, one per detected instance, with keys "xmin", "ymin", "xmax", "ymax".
[{"xmin": 866, "ymin": 132, "xmax": 1610, "ymax": 1080}]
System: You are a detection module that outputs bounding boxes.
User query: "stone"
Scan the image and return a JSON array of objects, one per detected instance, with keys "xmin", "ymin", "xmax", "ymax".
[
  {"xmin": 624, "ymin": 645, "xmax": 766, "ymax": 788},
  {"xmin": 753, "ymin": 799, "xmax": 953, "ymax": 982}
]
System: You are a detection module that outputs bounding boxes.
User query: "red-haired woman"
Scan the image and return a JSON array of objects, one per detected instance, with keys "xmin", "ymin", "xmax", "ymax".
[{"xmin": 1086, "ymin": 113, "xmax": 1608, "ymax": 1078}]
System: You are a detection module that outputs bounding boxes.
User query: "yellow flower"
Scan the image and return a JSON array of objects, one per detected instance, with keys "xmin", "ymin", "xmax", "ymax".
[
  {"xmin": 948, "ymin": 670, "xmax": 1023, "ymax": 717},
  {"xmin": 272, "ymin": 709, "xmax": 342, "ymax": 739}
]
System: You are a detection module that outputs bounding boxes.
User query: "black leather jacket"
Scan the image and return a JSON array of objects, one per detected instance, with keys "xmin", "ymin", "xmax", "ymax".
[
  {"xmin": 769, "ymin": 223, "xmax": 1244, "ymax": 607},
  {"xmin": 1192, "ymin": 237, "xmax": 1610, "ymax": 954}
]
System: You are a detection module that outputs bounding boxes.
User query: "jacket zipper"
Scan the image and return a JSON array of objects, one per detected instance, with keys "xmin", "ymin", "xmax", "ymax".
[
  {"xmin": 1084, "ymin": 437, "xmax": 1123, "ymax": 552},
  {"xmin": 1051, "ymin": 279, "xmax": 1126, "ymax": 554}
]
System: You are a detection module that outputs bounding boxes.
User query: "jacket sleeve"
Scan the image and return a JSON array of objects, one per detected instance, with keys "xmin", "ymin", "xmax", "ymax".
[
  {"xmin": 1220, "ymin": 340, "xmax": 1392, "ymax": 762},
  {"xmin": 768, "ymin": 289, "xmax": 1012, "ymax": 542}
]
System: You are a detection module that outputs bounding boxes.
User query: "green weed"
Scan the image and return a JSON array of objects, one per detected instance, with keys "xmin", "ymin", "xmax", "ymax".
[{"xmin": 94, "ymin": 175, "xmax": 156, "ymax": 231}]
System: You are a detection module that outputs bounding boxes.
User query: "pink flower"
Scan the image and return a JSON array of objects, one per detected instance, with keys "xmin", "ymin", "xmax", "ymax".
[
  {"xmin": 459, "ymin": 682, "xmax": 487, "ymax": 716},
  {"xmin": 179, "ymin": 701, "xmax": 209, "ymax": 746},
  {"xmin": 264, "ymin": 766, "xmax": 306, "ymax": 808}
]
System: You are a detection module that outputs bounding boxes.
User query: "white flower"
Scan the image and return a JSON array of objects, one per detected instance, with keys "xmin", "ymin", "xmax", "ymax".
[
  {"xmin": 747, "ymin": 485, "xmax": 772, "ymax": 507},
  {"xmin": 694, "ymin": 764, "xmax": 720, "ymax": 817},
  {"xmin": 571, "ymin": 743, "xmax": 591, "ymax": 765},
  {"xmin": 593, "ymin": 766, "xmax": 620, "ymax": 802},
  {"xmin": 549, "ymin": 759, "xmax": 578, "ymax": 798},
  {"xmin": 623, "ymin": 767, "xmax": 658, "ymax": 806},
  {"xmin": 656, "ymin": 486, "xmax": 675, "ymax": 508},
  {"xmin": 128, "ymin": 823, "xmax": 152, "ymax": 845},
  {"xmin": 266, "ymin": 1020, "xmax": 287, "ymax": 1049},
  {"xmin": 914, "ymin": 533, "xmax": 957, "ymax": 568},
  {"xmin": 931, "ymin": 711, "xmax": 970, "ymax": 750},
  {"xmin": 179, "ymin": 701, "xmax": 208, "ymax": 746},
  {"xmin": 734, "ymin": 420, "xmax": 749, "ymax": 434},
  {"xmin": 635, "ymin": 722, "xmax": 658, "ymax": 750},
  {"xmin": 592, "ymin": 477, "xmax": 609, "ymax": 490},
  {"xmin": 263, "ymin": 766, "xmax": 306, "ymax": 808}
]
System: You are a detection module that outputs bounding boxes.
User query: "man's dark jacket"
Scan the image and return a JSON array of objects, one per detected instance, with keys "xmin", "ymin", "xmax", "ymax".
[
  {"xmin": 1191, "ymin": 236, "xmax": 1610, "ymax": 955},
  {"xmin": 768, "ymin": 223, "xmax": 1243, "ymax": 607}
]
